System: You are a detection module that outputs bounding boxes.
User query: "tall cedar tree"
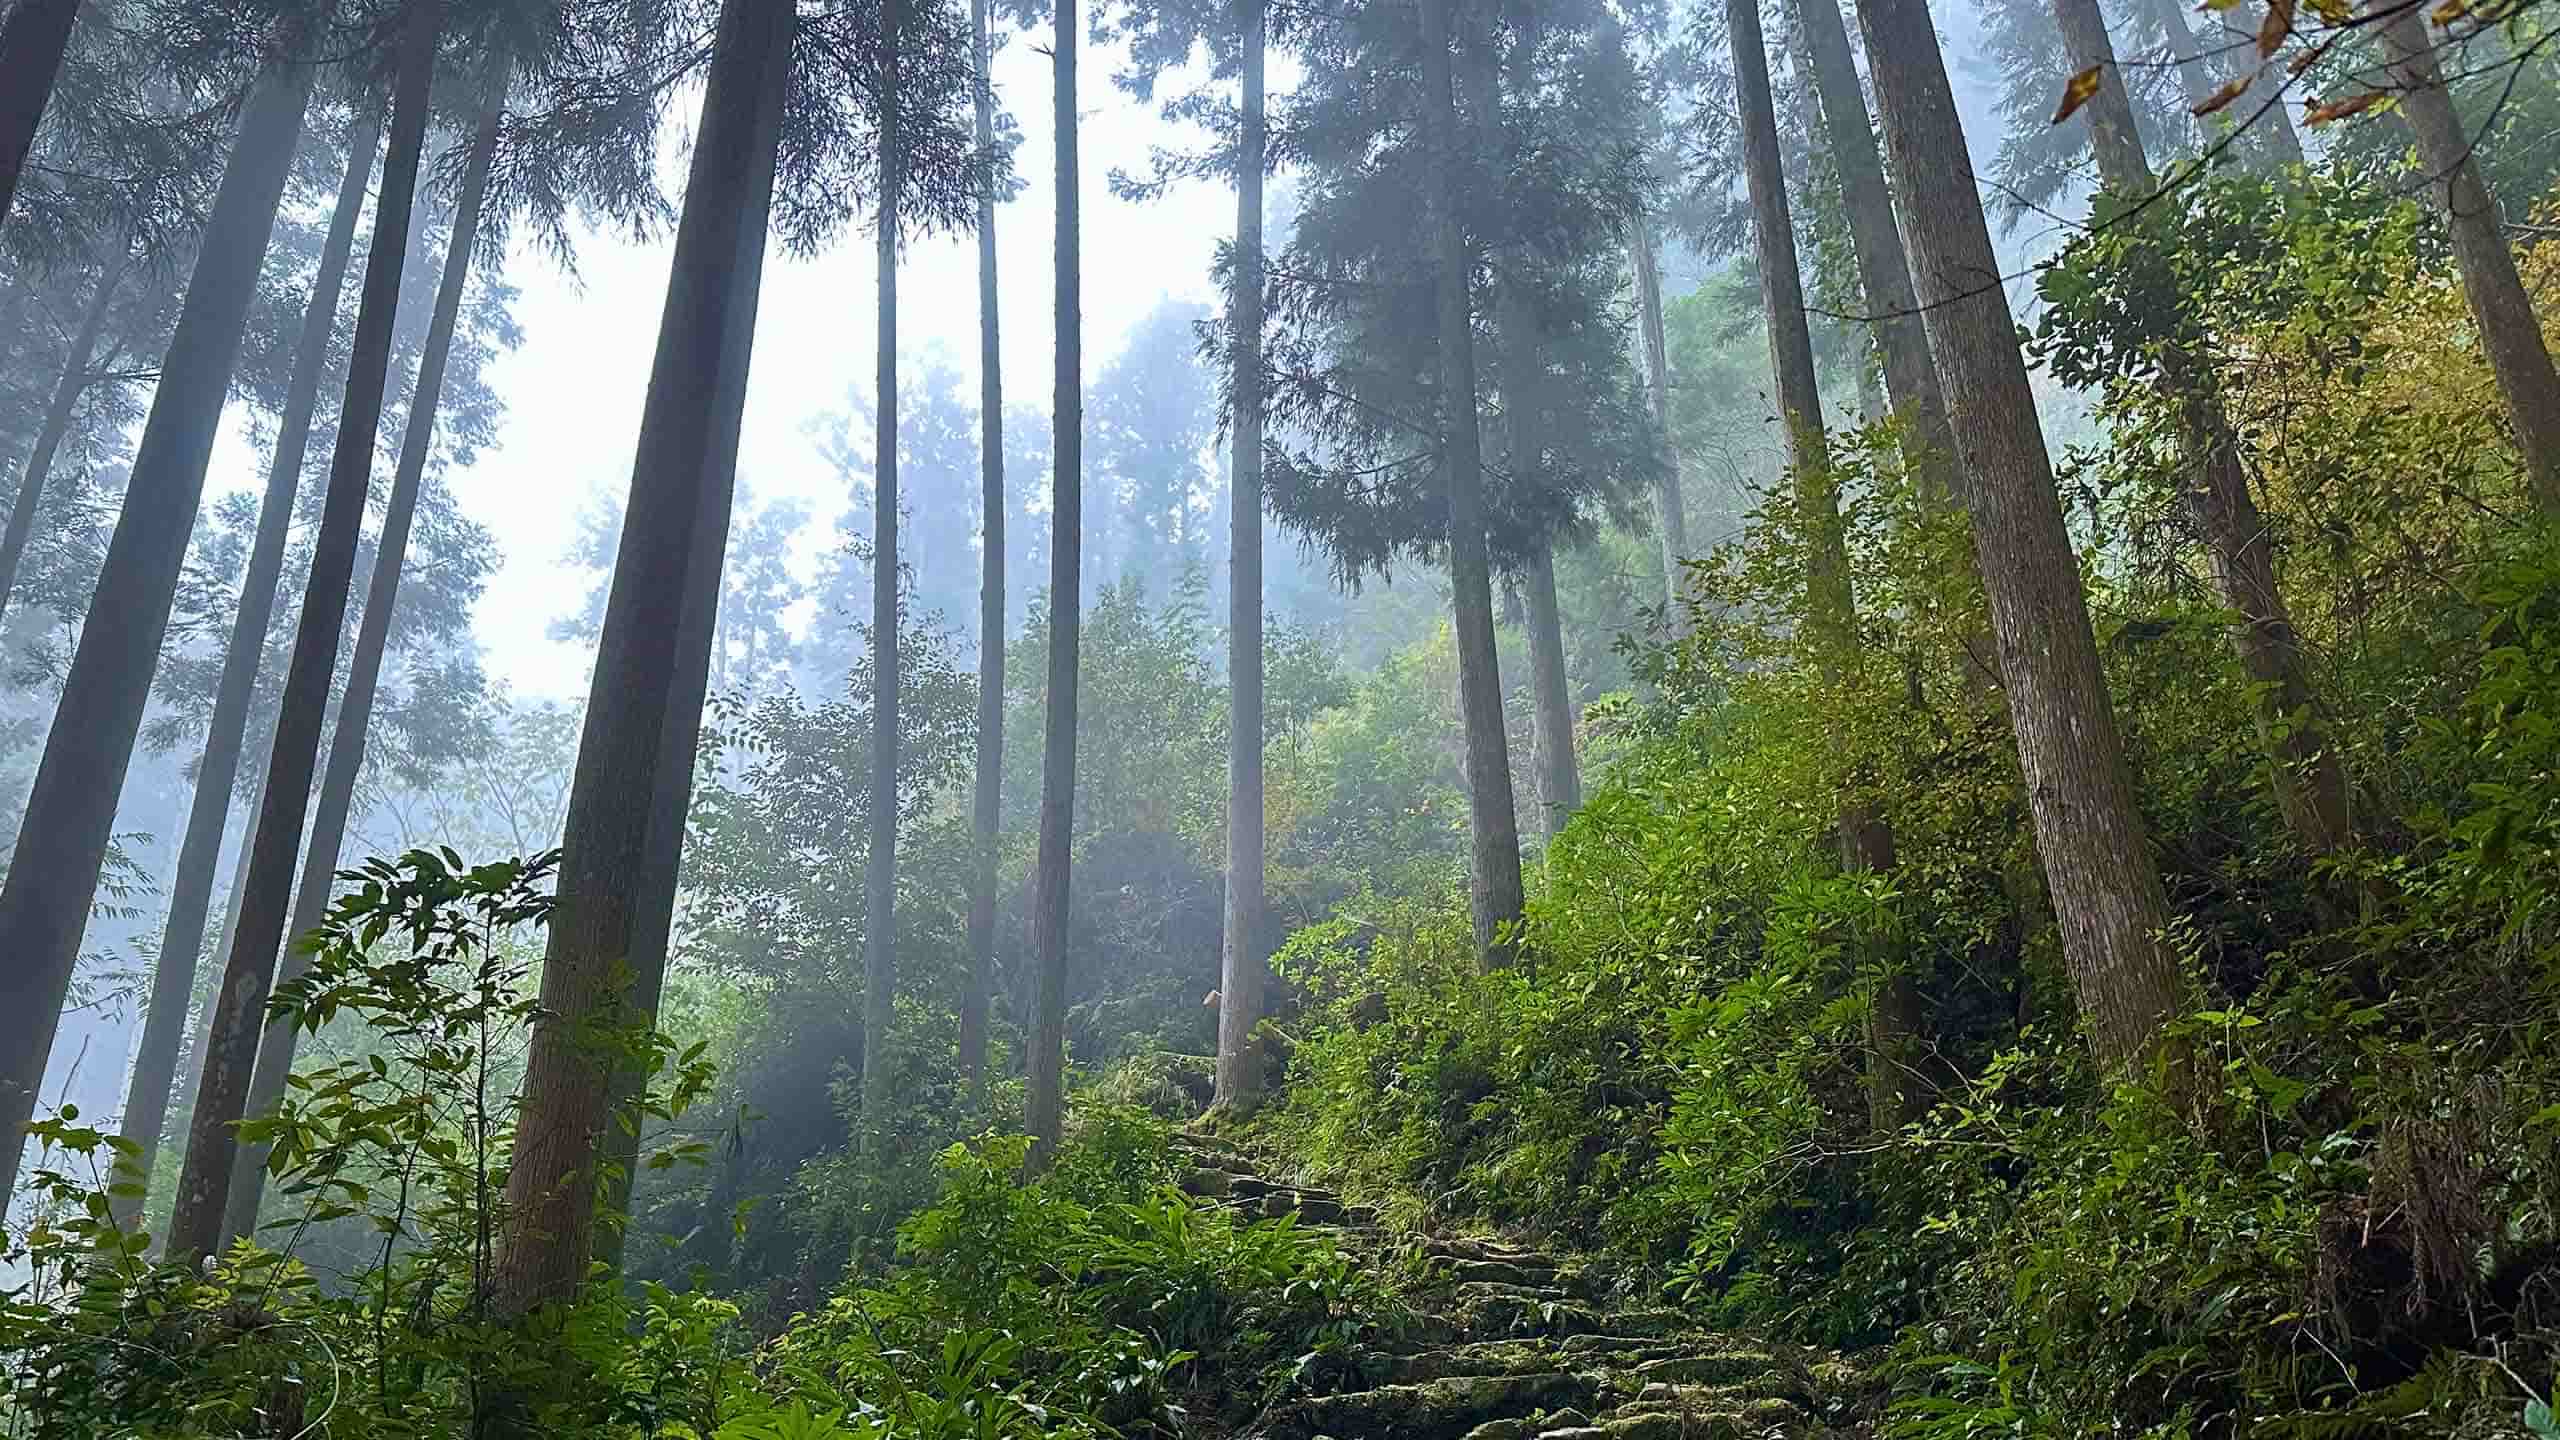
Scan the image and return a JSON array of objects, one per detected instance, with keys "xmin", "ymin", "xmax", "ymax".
[
  {"xmin": 220, "ymin": 54, "xmax": 511, "ymax": 1246},
  {"xmin": 1466, "ymin": 20, "xmax": 1576, "ymax": 838},
  {"xmin": 1090, "ymin": 0, "xmax": 1277, "ymax": 1111},
  {"xmin": 495, "ymin": 0, "xmax": 795, "ymax": 1315},
  {"xmin": 0, "ymin": 31, "xmax": 318, "ymax": 1206},
  {"xmin": 2373, "ymin": 4, "xmax": 2560, "ymax": 514},
  {"xmin": 1217, "ymin": 0, "xmax": 1270, "ymax": 1109},
  {"xmin": 108, "ymin": 102, "xmax": 385, "ymax": 1229},
  {"xmin": 1851, "ymin": 0, "xmax": 2184, "ymax": 1072},
  {"xmin": 2051, "ymin": 0, "xmax": 2354, "ymax": 861},
  {"xmin": 0, "ymin": 0, "xmax": 80, "ymax": 225},
  {"xmin": 960, "ymin": 0, "xmax": 1005, "ymax": 1102},
  {"xmin": 1726, "ymin": 0, "xmax": 1915, "ymax": 1128},
  {"xmin": 1632, "ymin": 213, "xmax": 1687, "ymax": 626},
  {"xmin": 169, "ymin": 0, "xmax": 448, "ymax": 1264},
  {"xmin": 1027, "ymin": 0, "xmax": 1084, "ymax": 1168},
  {"xmin": 1426, "ymin": 0, "xmax": 1524, "ymax": 964},
  {"xmin": 1794, "ymin": 0, "xmax": 1957, "ymax": 493},
  {"xmin": 0, "ymin": 248, "xmax": 123, "ymax": 621},
  {"xmin": 863, "ymin": 0, "xmax": 905, "ymax": 1146}
]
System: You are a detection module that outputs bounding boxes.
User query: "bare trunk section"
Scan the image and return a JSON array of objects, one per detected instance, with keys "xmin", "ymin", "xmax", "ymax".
[
  {"xmin": 0, "ymin": 0, "xmax": 79, "ymax": 227},
  {"xmin": 168, "ymin": 0, "xmax": 445, "ymax": 1265},
  {"xmin": 116, "ymin": 102, "xmax": 382, "ymax": 1231},
  {"xmin": 0, "ymin": 44, "xmax": 315, "ymax": 1207},
  {"xmin": 960, "ymin": 0, "xmax": 1005, "ymax": 1105},
  {"xmin": 1467, "ymin": 19, "xmax": 1579, "ymax": 842},
  {"xmin": 1852, "ymin": 0, "xmax": 2183, "ymax": 1074},
  {"xmin": 862, "ymin": 0, "xmax": 904, "ymax": 1154},
  {"xmin": 1214, "ymin": 0, "xmax": 1269, "ymax": 1114},
  {"xmin": 1523, "ymin": 548, "xmax": 1579, "ymax": 836},
  {"xmin": 0, "ymin": 251, "xmax": 121, "ymax": 621},
  {"xmin": 1795, "ymin": 0, "xmax": 1956, "ymax": 489},
  {"xmin": 2377, "ymin": 5, "xmax": 2560, "ymax": 515},
  {"xmin": 1027, "ymin": 0, "xmax": 1084, "ymax": 1170},
  {"xmin": 1632, "ymin": 218, "xmax": 1689, "ymax": 629},
  {"xmin": 494, "ymin": 0, "xmax": 794, "ymax": 1315},
  {"xmin": 218, "ymin": 65, "xmax": 507, "ymax": 1248},
  {"xmin": 2055, "ymin": 0, "xmax": 2354, "ymax": 861},
  {"xmin": 1425, "ymin": 0, "xmax": 1526, "ymax": 967}
]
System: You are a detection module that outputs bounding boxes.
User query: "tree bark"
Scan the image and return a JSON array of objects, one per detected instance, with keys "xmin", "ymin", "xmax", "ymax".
[
  {"xmin": 1027, "ymin": 0, "xmax": 1084, "ymax": 1169},
  {"xmin": 1522, "ymin": 547, "xmax": 1579, "ymax": 835},
  {"xmin": 0, "ymin": 0, "xmax": 79, "ymax": 228},
  {"xmin": 1631, "ymin": 217, "xmax": 1689, "ymax": 629},
  {"xmin": 960, "ymin": 0, "xmax": 1006, "ymax": 1105},
  {"xmin": 1852, "ymin": 0, "xmax": 2184, "ymax": 1074},
  {"xmin": 1795, "ymin": 0, "xmax": 1958, "ymax": 491},
  {"xmin": 168, "ymin": 0, "xmax": 445, "ymax": 1266},
  {"xmin": 1214, "ymin": 0, "xmax": 1268, "ymax": 1115},
  {"xmin": 1424, "ymin": 0, "xmax": 1525, "ymax": 968},
  {"xmin": 2377, "ymin": 4, "xmax": 2560, "ymax": 515},
  {"xmin": 0, "ymin": 251, "xmax": 120, "ymax": 622},
  {"xmin": 861, "ymin": 0, "xmax": 903, "ymax": 1155},
  {"xmin": 218, "ymin": 63, "xmax": 505, "ymax": 1248},
  {"xmin": 2056, "ymin": 0, "xmax": 2354, "ymax": 861},
  {"xmin": 106, "ymin": 103, "xmax": 381, "ymax": 1235},
  {"xmin": 0, "ymin": 45, "xmax": 315, "ymax": 1208},
  {"xmin": 492, "ymin": 0, "xmax": 792, "ymax": 1315}
]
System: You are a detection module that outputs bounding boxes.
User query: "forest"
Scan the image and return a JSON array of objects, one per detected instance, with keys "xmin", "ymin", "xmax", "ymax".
[{"xmin": 2, "ymin": 0, "xmax": 2558, "ymax": 1433}]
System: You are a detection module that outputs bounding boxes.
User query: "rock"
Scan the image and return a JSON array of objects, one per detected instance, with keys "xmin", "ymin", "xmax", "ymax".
[
  {"xmin": 1281, "ymin": 1373, "xmax": 1605, "ymax": 1440},
  {"xmin": 1630, "ymin": 1351, "xmax": 1786, "ymax": 1389},
  {"xmin": 1444, "ymin": 1257, "xmax": 1560, "ymax": 1288},
  {"xmin": 1459, "ymin": 1422, "xmax": 1531, "ymax": 1440},
  {"xmin": 1181, "ymin": 1168, "xmax": 1238, "ymax": 1199},
  {"xmin": 1393, "ymin": 1340, "xmax": 1566, "ymax": 1382}
]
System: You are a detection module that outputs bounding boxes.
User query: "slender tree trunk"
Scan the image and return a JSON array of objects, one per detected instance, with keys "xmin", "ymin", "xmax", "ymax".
[
  {"xmin": 167, "ymin": 0, "xmax": 445, "ymax": 1265},
  {"xmin": 0, "ymin": 46, "xmax": 315, "ymax": 1208},
  {"xmin": 219, "ymin": 65, "xmax": 504, "ymax": 1247},
  {"xmin": 960, "ymin": 0, "xmax": 1005, "ymax": 1105},
  {"xmin": 1026, "ymin": 0, "xmax": 1084, "ymax": 1170},
  {"xmin": 1214, "ymin": 0, "xmax": 1268, "ymax": 1114},
  {"xmin": 2377, "ymin": 4, "xmax": 2560, "ymax": 514},
  {"xmin": 1632, "ymin": 216, "xmax": 1688, "ymax": 628},
  {"xmin": 2201, "ymin": 2, "xmax": 2307, "ymax": 166},
  {"xmin": 1736, "ymin": 0, "xmax": 1917, "ymax": 1127},
  {"xmin": 0, "ymin": 0, "xmax": 79, "ymax": 228},
  {"xmin": 1522, "ymin": 548, "xmax": 1579, "ymax": 835},
  {"xmin": 1796, "ymin": 0, "xmax": 1957, "ymax": 488},
  {"xmin": 108, "ymin": 104, "xmax": 381, "ymax": 1233},
  {"xmin": 1854, "ymin": 0, "xmax": 2184, "ymax": 1075},
  {"xmin": 1423, "ymin": 0, "xmax": 1525, "ymax": 967},
  {"xmin": 594, "ymin": 44, "xmax": 780, "ymax": 1267},
  {"xmin": 2147, "ymin": 0, "xmax": 2308, "ymax": 170},
  {"xmin": 2055, "ymin": 0, "xmax": 2354, "ymax": 860},
  {"xmin": 494, "ymin": 0, "xmax": 793, "ymax": 1315},
  {"xmin": 0, "ymin": 252, "xmax": 119, "ymax": 621},
  {"xmin": 1467, "ymin": 21, "xmax": 1578, "ymax": 841},
  {"xmin": 862, "ymin": 0, "xmax": 903, "ymax": 1152}
]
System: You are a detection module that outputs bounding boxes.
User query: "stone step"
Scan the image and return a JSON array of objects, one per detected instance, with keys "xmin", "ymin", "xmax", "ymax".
[
  {"xmin": 1627, "ymin": 1349, "xmax": 1792, "ymax": 1391},
  {"xmin": 1274, "ymin": 1371, "xmax": 1608, "ymax": 1440},
  {"xmin": 1438, "ymin": 1256, "xmax": 1563, "ymax": 1289},
  {"xmin": 1392, "ymin": 1339, "xmax": 1578, "ymax": 1383}
]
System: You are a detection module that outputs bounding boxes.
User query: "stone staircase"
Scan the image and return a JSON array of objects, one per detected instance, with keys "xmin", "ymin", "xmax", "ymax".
[{"xmin": 1173, "ymin": 1132, "xmax": 1868, "ymax": 1440}]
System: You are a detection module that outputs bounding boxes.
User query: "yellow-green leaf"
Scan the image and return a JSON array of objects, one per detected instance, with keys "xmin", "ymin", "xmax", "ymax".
[{"xmin": 2052, "ymin": 65, "xmax": 2105, "ymax": 124}]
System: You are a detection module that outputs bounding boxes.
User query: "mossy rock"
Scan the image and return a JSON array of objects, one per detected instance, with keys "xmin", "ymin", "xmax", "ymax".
[{"xmin": 1279, "ymin": 1371, "xmax": 1607, "ymax": 1440}]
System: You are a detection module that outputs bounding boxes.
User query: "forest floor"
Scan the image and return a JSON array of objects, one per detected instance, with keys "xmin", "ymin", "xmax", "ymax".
[{"xmin": 1173, "ymin": 1131, "xmax": 1877, "ymax": 1440}]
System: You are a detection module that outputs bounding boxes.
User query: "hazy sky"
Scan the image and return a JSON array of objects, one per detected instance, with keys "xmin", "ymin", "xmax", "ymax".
[{"xmin": 452, "ymin": 34, "xmax": 1241, "ymax": 700}]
